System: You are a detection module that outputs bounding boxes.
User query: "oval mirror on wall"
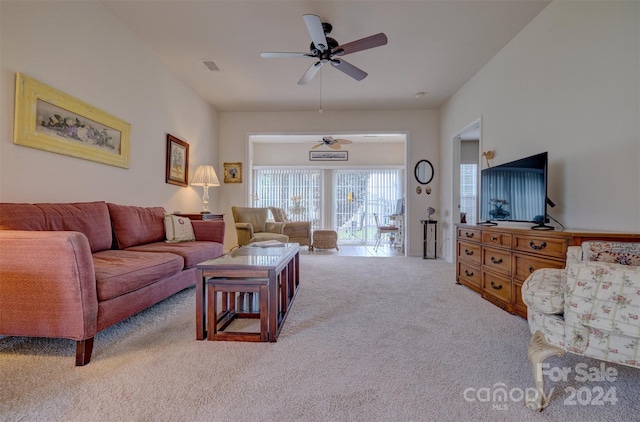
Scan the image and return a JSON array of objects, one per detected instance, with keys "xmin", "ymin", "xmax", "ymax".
[{"xmin": 414, "ymin": 160, "xmax": 434, "ymax": 185}]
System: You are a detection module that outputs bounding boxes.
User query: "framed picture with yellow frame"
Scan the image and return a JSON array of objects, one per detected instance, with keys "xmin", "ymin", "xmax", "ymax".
[
  {"xmin": 223, "ymin": 162, "xmax": 242, "ymax": 183},
  {"xmin": 13, "ymin": 73, "xmax": 131, "ymax": 168}
]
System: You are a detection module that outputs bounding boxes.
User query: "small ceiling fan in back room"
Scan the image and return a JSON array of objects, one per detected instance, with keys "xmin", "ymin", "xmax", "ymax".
[
  {"xmin": 311, "ymin": 136, "xmax": 353, "ymax": 150},
  {"xmin": 260, "ymin": 14, "xmax": 388, "ymax": 85}
]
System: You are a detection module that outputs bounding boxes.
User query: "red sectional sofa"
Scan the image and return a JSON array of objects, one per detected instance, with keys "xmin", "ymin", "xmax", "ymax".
[{"xmin": 0, "ymin": 201, "xmax": 225, "ymax": 365}]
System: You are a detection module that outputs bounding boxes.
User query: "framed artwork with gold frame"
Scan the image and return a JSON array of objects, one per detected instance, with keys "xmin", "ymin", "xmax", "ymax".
[
  {"xmin": 223, "ymin": 162, "xmax": 242, "ymax": 183},
  {"xmin": 13, "ymin": 73, "xmax": 131, "ymax": 168},
  {"xmin": 165, "ymin": 134, "xmax": 189, "ymax": 187}
]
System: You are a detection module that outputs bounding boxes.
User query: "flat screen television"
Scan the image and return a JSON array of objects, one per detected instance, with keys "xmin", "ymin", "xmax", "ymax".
[{"xmin": 479, "ymin": 152, "xmax": 552, "ymax": 230}]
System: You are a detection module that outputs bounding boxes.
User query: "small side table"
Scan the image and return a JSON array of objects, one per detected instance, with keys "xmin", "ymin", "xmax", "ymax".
[
  {"xmin": 175, "ymin": 213, "xmax": 224, "ymax": 221},
  {"xmin": 420, "ymin": 220, "xmax": 437, "ymax": 259},
  {"xmin": 311, "ymin": 229, "xmax": 339, "ymax": 251}
]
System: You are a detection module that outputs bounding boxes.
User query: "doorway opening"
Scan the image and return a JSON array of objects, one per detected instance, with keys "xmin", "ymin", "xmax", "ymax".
[
  {"xmin": 452, "ymin": 119, "xmax": 481, "ymax": 229},
  {"xmin": 248, "ymin": 133, "xmax": 407, "ymax": 255}
]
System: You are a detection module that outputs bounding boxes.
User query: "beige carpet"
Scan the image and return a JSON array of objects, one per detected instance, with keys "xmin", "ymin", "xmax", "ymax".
[{"xmin": 1, "ymin": 255, "xmax": 639, "ymax": 421}]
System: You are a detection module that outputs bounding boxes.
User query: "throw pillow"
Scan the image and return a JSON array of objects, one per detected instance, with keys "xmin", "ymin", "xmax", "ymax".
[
  {"xmin": 270, "ymin": 207, "xmax": 289, "ymax": 223},
  {"xmin": 164, "ymin": 214, "xmax": 196, "ymax": 243},
  {"xmin": 583, "ymin": 242, "xmax": 640, "ymax": 266}
]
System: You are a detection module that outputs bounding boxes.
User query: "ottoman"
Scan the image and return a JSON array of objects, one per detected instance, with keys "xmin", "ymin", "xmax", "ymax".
[{"xmin": 311, "ymin": 230, "xmax": 339, "ymax": 251}]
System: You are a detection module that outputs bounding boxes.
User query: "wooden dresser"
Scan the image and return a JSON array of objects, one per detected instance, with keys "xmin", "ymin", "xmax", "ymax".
[{"xmin": 456, "ymin": 224, "xmax": 640, "ymax": 318}]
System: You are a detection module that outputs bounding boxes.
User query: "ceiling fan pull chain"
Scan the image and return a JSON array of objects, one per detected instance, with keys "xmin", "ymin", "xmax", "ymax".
[{"xmin": 319, "ymin": 68, "xmax": 323, "ymax": 113}]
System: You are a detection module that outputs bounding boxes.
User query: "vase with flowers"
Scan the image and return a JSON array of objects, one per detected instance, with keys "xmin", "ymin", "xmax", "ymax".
[{"xmin": 289, "ymin": 195, "xmax": 306, "ymax": 219}]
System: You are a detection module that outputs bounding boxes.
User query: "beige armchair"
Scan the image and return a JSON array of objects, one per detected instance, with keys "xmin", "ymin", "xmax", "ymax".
[
  {"xmin": 269, "ymin": 206, "xmax": 312, "ymax": 249},
  {"xmin": 522, "ymin": 241, "xmax": 640, "ymax": 410},
  {"xmin": 231, "ymin": 207, "xmax": 288, "ymax": 247}
]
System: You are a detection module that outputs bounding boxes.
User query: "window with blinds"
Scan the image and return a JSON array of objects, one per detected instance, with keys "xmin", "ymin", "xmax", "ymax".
[
  {"xmin": 252, "ymin": 168, "xmax": 322, "ymax": 228},
  {"xmin": 460, "ymin": 163, "xmax": 477, "ymax": 224}
]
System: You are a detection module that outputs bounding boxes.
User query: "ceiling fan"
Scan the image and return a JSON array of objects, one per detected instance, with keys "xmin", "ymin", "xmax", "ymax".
[
  {"xmin": 261, "ymin": 14, "xmax": 388, "ymax": 85},
  {"xmin": 311, "ymin": 136, "xmax": 353, "ymax": 150}
]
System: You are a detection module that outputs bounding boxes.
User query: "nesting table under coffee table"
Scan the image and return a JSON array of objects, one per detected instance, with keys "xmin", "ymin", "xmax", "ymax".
[{"xmin": 195, "ymin": 243, "xmax": 300, "ymax": 342}]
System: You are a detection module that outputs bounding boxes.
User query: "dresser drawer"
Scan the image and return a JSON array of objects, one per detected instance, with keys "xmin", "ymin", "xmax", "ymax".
[
  {"xmin": 458, "ymin": 261, "xmax": 481, "ymax": 289},
  {"xmin": 513, "ymin": 253, "xmax": 565, "ymax": 282},
  {"xmin": 512, "ymin": 280, "xmax": 527, "ymax": 318},
  {"xmin": 513, "ymin": 235, "xmax": 568, "ymax": 259},
  {"xmin": 458, "ymin": 228, "xmax": 481, "ymax": 243},
  {"xmin": 482, "ymin": 231, "xmax": 512, "ymax": 248},
  {"xmin": 482, "ymin": 270, "xmax": 512, "ymax": 303},
  {"xmin": 482, "ymin": 246, "xmax": 512, "ymax": 276},
  {"xmin": 458, "ymin": 241, "xmax": 481, "ymax": 265}
]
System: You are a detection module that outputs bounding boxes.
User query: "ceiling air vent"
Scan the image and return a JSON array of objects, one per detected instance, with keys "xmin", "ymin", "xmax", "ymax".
[{"xmin": 201, "ymin": 60, "xmax": 220, "ymax": 72}]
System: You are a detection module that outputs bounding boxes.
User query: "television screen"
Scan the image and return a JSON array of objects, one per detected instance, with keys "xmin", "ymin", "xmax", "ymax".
[{"xmin": 480, "ymin": 152, "xmax": 548, "ymax": 223}]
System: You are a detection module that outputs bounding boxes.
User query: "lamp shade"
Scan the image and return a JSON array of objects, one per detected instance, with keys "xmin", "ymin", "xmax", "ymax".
[{"xmin": 191, "ymin": 165, "xmax": 220, "ymax": 186}]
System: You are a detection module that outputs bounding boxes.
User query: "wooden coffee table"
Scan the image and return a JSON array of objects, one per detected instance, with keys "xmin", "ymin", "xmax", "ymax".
[{"xmin": 195, "ymin": 243, "xmax": 300, "ymax": 342}]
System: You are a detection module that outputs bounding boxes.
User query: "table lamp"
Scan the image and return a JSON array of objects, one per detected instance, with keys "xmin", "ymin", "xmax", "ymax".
[{"xmin": 191, "ymin": 165, "xmax": 220, "ymax": 214}]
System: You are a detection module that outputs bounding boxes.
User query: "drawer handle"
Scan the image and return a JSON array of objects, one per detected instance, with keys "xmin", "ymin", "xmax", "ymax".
[
  {"xmin": 491, "ymin": 236, "xmax": 498, "ymax": 241},
  {"xmin": 529, "ymin": 240, "xmax": 547, "ymax": 250},
  {"xmin": 490, "ymin": 281, "xmax": 503, "ymax": 290},
  {"xmin": 465, "ymin": 249, "xmax": 474, "ymax": 256},
  {"xmin": 528, "ymin": 266, "xmax": 534, "ymax": 273},
  {"xmin": 464, "ymin": 269, "xmax": 474, "ymax": 277},
  {"xmin": 465, "ymin": 232, "xmax": 475, "ymax": 238},
  {"xmin": 490, "ymin": 256, "xmax": 503, "ymax": 264}
]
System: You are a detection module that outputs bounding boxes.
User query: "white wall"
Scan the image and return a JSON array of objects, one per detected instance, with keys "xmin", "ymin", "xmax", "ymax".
[
  {"xmin": 253, "ymin": 141, "xmax": 404, "ymax": 167},
  {"xmin": 0, "ymin": 1, "xmax": 219, "ymax": 213},
  {"xmin": 219, "ymin": 110, "xmax": 439, "ymax": 255},
  {"xmin": 439, "ymin": 1, "xmax": 640, "ymax": 262}
]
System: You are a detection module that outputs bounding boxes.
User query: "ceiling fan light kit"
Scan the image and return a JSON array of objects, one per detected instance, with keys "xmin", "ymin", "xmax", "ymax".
[{"xmin": 261, "ymin": 14, "xmax": 388, "ymax": 85}]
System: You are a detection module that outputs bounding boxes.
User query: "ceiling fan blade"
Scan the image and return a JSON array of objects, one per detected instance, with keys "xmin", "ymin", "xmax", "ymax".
[
  {"xmin": 329, "ymin": 143, "xmax": 342, "ymax": 150},
  {"xmin": 334, "ymin": 33, "xmax": 388, "ymax": 56},
  {"xmin": 303, "ymin": 14, "xmax": 328, "ymax": 52},
  {"xmin": 260, "ymin": 52, "xmax": 314, "ymax": 59},
  {"xmin": 331, "ymin": 59, "xmax": 367, "ymax": 81},
  {"xmin": 336, "ymin": 138, "xmax": 353, "ymax": 145},
  {"xmin": 298, "ymin": 61, "xmax": 324, "ymax": 85},
  {"xmin": 311, "ymin": 142, "xmax": 324, "ymax": 149}
]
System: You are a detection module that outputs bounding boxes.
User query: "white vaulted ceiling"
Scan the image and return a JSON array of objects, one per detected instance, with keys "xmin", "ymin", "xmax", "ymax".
[{"xmin": 101, "ymin": 0, "xmax": 550, "ymax": 113}]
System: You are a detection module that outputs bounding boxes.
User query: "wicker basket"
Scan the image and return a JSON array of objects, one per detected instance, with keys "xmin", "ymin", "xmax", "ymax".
[{"xmin": 311, "ymin": 230, "xmax": 339, "ymax": 251}]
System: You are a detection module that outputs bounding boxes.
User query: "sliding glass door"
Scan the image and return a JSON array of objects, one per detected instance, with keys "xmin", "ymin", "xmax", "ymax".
[{"xmin": 334, "ymin": 169, "xmax": 403, "ymax": 245}]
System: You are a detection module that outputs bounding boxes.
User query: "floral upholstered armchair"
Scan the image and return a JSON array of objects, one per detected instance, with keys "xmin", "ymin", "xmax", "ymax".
[
  {"xmin": 522, "ymin": 241, "xmax": 640, "ymax": 410},
  {"xmin": 269, "ymin": 207, "xmax": 312, "ymax": 249},
  {"xmin": 231, "ymin": 207, "xmax": 288, "ymax": 247}
]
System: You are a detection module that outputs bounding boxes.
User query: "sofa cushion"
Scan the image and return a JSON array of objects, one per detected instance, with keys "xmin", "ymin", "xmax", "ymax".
[
  {"xmin": 581, "ymin": 328, "xmax": 640, "ymax": 368},
  {"xmin": 108, "ymin": 203, "xmax": 165, "ymax": 249},
  {"xmin": 93, "ymin": 250, "xmax": 183, "ymax": 301},
  {"xmin": 127, "ymin": 241, "xmax": 223, "ymax": 269},
  {"xmin": 269, "ymin": 207, "xmax": 289, "ymax": 223},
  {"xmin": 235, "ymin": 207, "xmax": 267, "ymax": 232},
  {"xmin": 565, "ymin": 261, "xmax": 640, "ymax": 340},
  {"xmin": 164, "ymin": 214, "xmax": 195, "ymax": 243},
  {"xmin": 521, "ymin": 268, "xmax": 566, "ymax": 314},
  {"xmin": 0, "ymin": 201, "xmax": 112, "ymax": 253},
  {"xmin": 582, "ymin": 241, "xmax": 640, "ymax": 266}
]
